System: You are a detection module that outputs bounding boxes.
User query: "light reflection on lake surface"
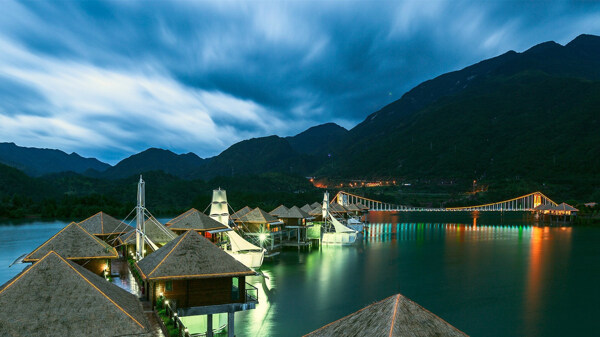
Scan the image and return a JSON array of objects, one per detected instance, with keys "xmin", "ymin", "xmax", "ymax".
[{"xmin": 1, "ymin": 213, "xmax": 598, "ymax": 336}]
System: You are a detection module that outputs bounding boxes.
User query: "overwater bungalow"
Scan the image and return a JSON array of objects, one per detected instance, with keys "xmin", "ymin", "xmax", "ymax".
[
  {"xmin": 305, "ymin": 293, "xmax": 468, "ymax": 336},
  {"xmin": 23, "ymin": 222, "xmax": 118, "ymax": 275},
  {"xmin": 301, "ymin": 204, "xmax": 313, "ymax": 213},
  {"xmin": 78, "ymin": 211, "xmax": 132, "ymax": 246},
  {"xmin": 309, "ymin": 205, "xmax": 324, "ymax": 221},
  {"xmin": 235, "ymin": 207, "xmax": 284, "ymax": 254},
  {"xmin": 329, "ymin": 202, "xmax": 348, "ymax": 215},
  {"xmin": 166, "ymin": 208, "xmax": 231, "ymax": 244},
  {"xmin": 119, "ymin": 217, "xmax": 177, "ymax": 257},
  {"xmin": 230, "ymin": 206, "xmax": 252, "ymax": 222},
  {"xmin": 0, "ymin": 251, "xmax": 151, "ymax": 336},
  {"xmin": 135, "ymin": 230, "xmax": 257, "ymax": 336},
  {"xmin": 270, "ymin": 205, "xmax": 314, "ymax": 247},
  {"xmin": 310, "ymin": 201, "xmax": 322, "ymax": 209}
]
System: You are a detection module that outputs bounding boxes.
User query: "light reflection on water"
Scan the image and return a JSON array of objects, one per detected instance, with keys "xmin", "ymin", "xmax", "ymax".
[{"xmin": 1, "ymin": 214, "xmax": 598, "ymax": 337}]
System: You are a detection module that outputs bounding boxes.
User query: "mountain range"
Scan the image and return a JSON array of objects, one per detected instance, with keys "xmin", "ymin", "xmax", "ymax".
[{"xmin": 1, "ymin": 34, "xmax": 599, "ymax": 199}]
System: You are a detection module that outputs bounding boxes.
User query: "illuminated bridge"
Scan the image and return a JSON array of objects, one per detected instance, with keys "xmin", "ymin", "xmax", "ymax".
[{"xmin": 333, "ymin": 191, "xmax": 557, "ymax": 212}]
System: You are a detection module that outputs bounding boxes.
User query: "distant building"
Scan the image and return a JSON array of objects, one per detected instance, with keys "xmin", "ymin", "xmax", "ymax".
[{"xmin": 166, "ymin": 208, "xmax": 231, "ymax": 244}]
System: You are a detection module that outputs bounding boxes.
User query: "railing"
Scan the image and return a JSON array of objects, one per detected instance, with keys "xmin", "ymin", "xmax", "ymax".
[
  {"xmin": 245, "ymin": 282, "xmax": 258, "ymax": 302},
  {"xmin": 234, "ymin": 282, "xmax": 258, "ymax": 302},
  {"xmin": 161, "ymin": 299, "xmax": 191, "ymax": 337}
]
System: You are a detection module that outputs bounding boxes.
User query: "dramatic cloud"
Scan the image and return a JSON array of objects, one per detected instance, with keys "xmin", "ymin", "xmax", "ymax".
[{"xmin": 0, "ymin": 0, "xmax": 599, "ymax": 163}]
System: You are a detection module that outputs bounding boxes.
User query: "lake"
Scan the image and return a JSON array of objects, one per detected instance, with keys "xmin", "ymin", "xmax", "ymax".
[{"xmin": 1, "ymin": 212, "xmax": 598, "ymax": 336}]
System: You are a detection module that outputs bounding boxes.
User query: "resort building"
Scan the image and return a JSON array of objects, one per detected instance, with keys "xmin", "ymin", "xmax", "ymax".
[
  {"xmin": 0, "ymin": 251, "xmax": 151, "ymax": 336},
  {"xmin": 119, "ymin": 217, "xmax": 177, "ymax": 257},
  {"xmin": 235, "ymin": 207, "xmax": 284, "ymax": 254},
  {"xmin": 78, "ymin": 211, "xmax": 132, "ymax": 246},
  {"xmin": 135, "ymin": 230, "xmax": 257, "ymax": 336},
  {"xmin": 23, "ymin": 222, "xmax": 118, "ymax": 275},
  {"xmin": 270, "ymin": 205, "xmax": 314, "ymax": 247},
  {"xmin": 300, "ymin": 204, "xmax": 313, "ymax": 213},
  {"xmin": 166, "ymin": 208, "xmax": 231, "ymax": 244},
  {"xmin": 230, "ymin": 206, "xmax": 252, "ymax": 222},
  {"xmin": 305, "ymin": 293, "xmax": 468, "ymax": 336}
]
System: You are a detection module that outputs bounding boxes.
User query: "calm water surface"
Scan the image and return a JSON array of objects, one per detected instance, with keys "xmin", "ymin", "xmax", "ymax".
[{"xmin": 1, "ymin": 213, "xmax": 599, "ymax": 337}]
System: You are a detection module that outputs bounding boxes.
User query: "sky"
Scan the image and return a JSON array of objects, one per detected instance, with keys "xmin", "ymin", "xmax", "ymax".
[{"xmin": 0, "ymin": 0, "xmax": 599, "ymax": 164}]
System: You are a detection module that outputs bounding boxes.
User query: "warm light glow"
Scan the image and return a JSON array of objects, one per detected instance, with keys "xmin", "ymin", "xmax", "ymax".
[
  {"xmin": 259, "ymin": 233, "xmax": 267, "ymax": 242},
  {"xmin": 159, "ymin": 292, "xmax": 164, "ymax": 297}
]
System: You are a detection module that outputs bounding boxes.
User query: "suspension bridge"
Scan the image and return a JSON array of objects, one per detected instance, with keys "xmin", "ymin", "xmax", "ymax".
[{"xmin": 333, "ymin": 191, "xmax": 557, "ymax": 212}]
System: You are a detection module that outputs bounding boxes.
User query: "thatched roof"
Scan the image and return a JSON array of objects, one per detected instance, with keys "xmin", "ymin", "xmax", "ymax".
[
  {"xmin": 289, "ymin": 206, "xmax": 313, "ymax": 219},
  {"xmin": 167, "ymin": 208, "xmax": 229, "ymax": 232},
  {"xmin": 23, "ymin": 222, "xmax": 118, "ymax": 262},
  {"xmin": 231, "ymin": 206, "xmax": 252, "ymax": 220},
  {"xmin": 301, "ymin": 204, "xmax": 313, "ymax": 213},
  {"xmin": 534, "ymin": 204, "xmax": 554, "ymax": 211},
  {"xmin": 0, "ymin": 251, "xmax": 150, "ymax": 336},
  {"xmin": 309, "ymin": 205, "xmax": 323, "ymax": 216},
  {"xmin": 311, "ymin": 202, "xmax": 322, "ymax": 209},
  {"xmin": 269, "ymin": 205, "xmax": 290, "ymax": 217},
  {"xmin": 345, "ymin": 203, "xmax": 361, "ymax": 212},
  {"xmin": 121, "ymin": 217, "xmax": 177, "ymax": 246},
  {"xmin": 329, "ymin": 203, "xmax": 348, "ymax": 213},
  {"xmin": 136, "ymin": 230, "xmax": 254, "ymax": 280},
  {"xmin": 305, "ymin": 293, "xmax": 468, "ymax": 337},
  {"xmin": 78, "ymin": 211, "xmax": 131, "ymax": 235},
  {"xmin": 237, "ymin": 207, "xmax": 281, "ymax": 224},
  {"xmin": 356, "ymin": 202, "xmax": 369, "ymax": 210},
  {"xmin": 554, "ymin": 202, "xmax": 579, "ymax": 212}
]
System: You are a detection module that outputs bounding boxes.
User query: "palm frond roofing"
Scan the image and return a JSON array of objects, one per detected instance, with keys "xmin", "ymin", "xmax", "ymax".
[
  {"xmin": 0, "ymin": 251, "xmax": 150, "ymax": 336},
  {"xmin": 78, "ymin": 211, "xmax": 132, "ymax": 235},
  {"xmin": 309, "ymin": 205, "xmax": 323, "ymax": 216},
  {"xmin": 166, "ymin": 208, "xmax": 229, "ymax": 232},
  {"xmin": 288, "ymin": 205, "xmax": 313, "ymax": 219},
  {"xmin": 23, "ymin": 222, "xmax": 118, "ymax": 262},
  {"xmin": 269, "ymin": 204, "xmax": 290, "ymax": 217},
  {"xmin": 311, "ymin": 202, "xmax": 322, "ymax": 209},
  {"xmin": 305, "ymin": 293, "xmax": 468, "ymax": 337},
  {"xmin": 237, "ymin": 207, "xmax": 281, "ymax": 224},
  {"xmin": 300, "ymin": 204, "xmax": 313, "ymax": 213},
  {"xmin": 329, "ymin": 203, "xmax": 348, "ymax": 213},
  {"xmin": 554, "ymin": 202, "xmax": 579, "ymax": 211},
  {"xmin": 231, "ymin": 206, "xmax": 253, "ymax": 220},
  {"xmin": 345, "ymin": 203, "xmax": 361, "ymax": 211},
  {"xmin": 121, "ymin": 217, "xmax": 177, "ymax": 245},
  {"xmin": 135, "ymin": 230, "xmax": 254, "ymax": 280}
]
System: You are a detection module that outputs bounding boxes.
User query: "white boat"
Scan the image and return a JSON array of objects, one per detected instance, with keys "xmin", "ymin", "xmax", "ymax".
[
  {"xmin": 321, "ymin": 192, "xmax": 358, "ymax": 245},
  {"xmin": 210, "ymin": 189, "xmax": 265, "ymax": 269},
  {"xmin": 346, "ymin": 217, "xmax": 364, "ymax": 233}
]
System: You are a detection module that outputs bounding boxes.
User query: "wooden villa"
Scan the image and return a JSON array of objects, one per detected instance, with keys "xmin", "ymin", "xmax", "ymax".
[
  {"xmin": 0, "ymin": 251, "xmax": 150, "ymax": 336},
  {"xmin": 231, "ymin": 206, "xmax": 252, "ymax": 222},
  {"xmin": 305, "ymin": 293, "xmax": 468, "ymax": 337},
  {"xmin": 119, "ymin": 217, "xmax": 177, "ymax": 257},
  {"xmin": 235, "ymin": 207, "xmax": 284, "ymax": 255},
  {"xmin": 78, "ymin": 211, "xmax": 132, "ymax": 246},
  {"xmin": 270, "ymin": 205, "xmax": 314, "ymax": 248},
  {"xmin": 166, "ymin": 208, "xmax": 231, "ymax": 244},
  {"xmin": 301, "ymin": 204, "xmax": 313, "ymax": 213},
  {"xmin": 135, "ymin": 230, "xmax": 257, "ymax": 336},
  {"xmin": 23, "ymin": 222, "xmax": 118, "ymax": 275}
]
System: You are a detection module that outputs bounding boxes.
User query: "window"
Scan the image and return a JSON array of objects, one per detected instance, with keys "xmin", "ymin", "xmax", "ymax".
[{"xmin": 165, "ymin": 281, "xmax": 173, "ymax": 291}]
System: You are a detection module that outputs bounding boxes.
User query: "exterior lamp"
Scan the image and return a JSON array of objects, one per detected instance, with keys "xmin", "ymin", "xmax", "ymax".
[
  {"xmin": 159, "ymin": 292, "xmax": 164, "ymax": 297},
  {"xmin": 259, "ymin": 233, "xmax": 267, "ymax": 242},
  {"xmin": 165, "ymin": 300, "xmax": 169, "ymax": 305},
  {"xmin": 174, "ymin": 313, "xmax": 178, "ymax": 318}
]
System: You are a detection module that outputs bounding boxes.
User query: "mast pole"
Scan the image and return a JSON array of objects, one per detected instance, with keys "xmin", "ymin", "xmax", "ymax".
[{"xmin": 136, "ymin": 175, "xmax": 146, "ymax": 260}]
